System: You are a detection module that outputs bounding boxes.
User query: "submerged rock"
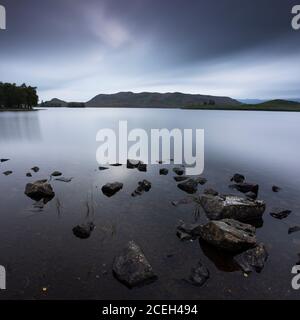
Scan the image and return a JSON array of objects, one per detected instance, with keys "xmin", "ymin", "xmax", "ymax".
[
  {"xmin": 31, "ymin": 166, "xmax": 40, "ymax": 173},
  {"xmin": 26, "ymin": 172, "xmax": 32, "ymax": 177},
  {"xmin": 234, "ymin": 243, "xmax": 268, "ymax": 273},
  {"xmin": 288, "ymin": 226, "xmax": 300, "ymax": 234},
  {"xmin": 102, "ymin": 182, "xmax": 123, "ymax": 197},
  {"xmin": 25, "ymin": 180, "xmax": 55, "ymax": 202},
  {"xmin": 188, "ymin": 261, "xmax": 209, "ymax": 287},
  {"xmin": 51, "ymin": 171, "xmax": 62, "ymax": 177},
  {"xmin": 72, "ymin": 222, "xmax": 95, "ymax": 239},
  {"xmin": 230, "ymin": 173, "xmax": 245, "ymax": 184},
  {"xmin": 174, "ymin": 176, "xmax": 189, "ymax": 182},
  {"xmin": 200, "ymin": 194, "xmax": 266, "ymax": 222},
  {"xmin": 132, "ymin": 180, "xmax": 152, "ymax": 197},
  {"xmin": 230, "ymin": 183, "xmax": 259, "ymax": 196},
  {"xmin": 113, "ymin": 241, "xmax": 157, "ymax": 288},
  {"xmin": 160, "ymin": 168, "xmax": 169, "ymax": 175},
  {"xmin": 173, "ymin": 167, "xmax": 185, "ymax": 176},
  {"xmin": 272, "ymin": 185, "xmax": 281, "ymax": 192},
  {"xmin": 177, "ymin": 179, "xmax": 198, "ymax": 194},
  {"xmin": 198, "ymin": 219, "xmax": 257, "ymax": 252},
  {"xmin": 3, "ymin": 171, "xmax": 12, "ymax": 176},
  {"xmin": 177, "ymin": 222, "xmax": 202, "ymax": 241},
  {"xmin": 270, "ymin": 209, "xmax": 292, "ymax": 220},
  {"xmin": 55, "ymin": 177, "xmax": 73, "ymax": 183}
]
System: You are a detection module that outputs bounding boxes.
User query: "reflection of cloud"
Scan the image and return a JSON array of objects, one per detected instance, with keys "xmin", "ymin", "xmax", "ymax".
[{"xmin": 0, "ymin": 112, "xmax": 42, "ymax": 142}]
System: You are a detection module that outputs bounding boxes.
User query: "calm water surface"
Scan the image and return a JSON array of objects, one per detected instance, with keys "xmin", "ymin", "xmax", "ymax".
[{"xmin": 0, "ymin": 108, "xmax": 300, "ymax": 299}]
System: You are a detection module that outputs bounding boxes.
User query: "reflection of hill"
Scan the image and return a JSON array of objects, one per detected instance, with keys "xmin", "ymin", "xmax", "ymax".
[{"xmin": 0, "ymin": 112, "xmax": 42, "ymax": 141}]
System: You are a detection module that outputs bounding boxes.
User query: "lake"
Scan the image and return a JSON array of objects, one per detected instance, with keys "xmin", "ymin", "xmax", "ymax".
[{"xmin": 0, "ymin": 108, "xmax": 300, "ymax": 299}]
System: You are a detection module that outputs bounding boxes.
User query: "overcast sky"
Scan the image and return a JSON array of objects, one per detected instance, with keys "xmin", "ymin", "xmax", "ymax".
[{"xmin": 0, "ymin": 0, "xmax": 299, "ymax": 101}]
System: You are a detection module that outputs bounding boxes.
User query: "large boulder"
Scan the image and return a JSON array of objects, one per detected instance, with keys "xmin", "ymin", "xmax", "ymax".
[
  {"xmin": 200, "ymin": 194, "xmax": 265, "ymax": 222},
  {"xmin": 198, "ymin": 219, "xmax": 257, "ymax": 252},
  {"xmin": 234, "ymin": 243, "xmax": 268, "ymax": 273},
  {"xmin": 25, "ymin": 180, "xmax": 55, "ymax": 202},
  {"xmin": 102, "ymin": 182, "xmax": 123, "ymax": 197},
  {"xmin": 113, "ymin": 241, "xmax": 157, "ymax": 288}
]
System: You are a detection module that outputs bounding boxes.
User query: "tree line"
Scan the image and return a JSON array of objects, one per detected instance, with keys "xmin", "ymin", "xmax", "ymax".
[{"xmin": 0, "ymin": 83, "xmax": 38, "ymax": 110}]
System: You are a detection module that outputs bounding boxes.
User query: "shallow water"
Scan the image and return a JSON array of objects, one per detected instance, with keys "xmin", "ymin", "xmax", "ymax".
[{"xmin": 0, "ymin": 108, "xmax": 300, "ymax": 300}]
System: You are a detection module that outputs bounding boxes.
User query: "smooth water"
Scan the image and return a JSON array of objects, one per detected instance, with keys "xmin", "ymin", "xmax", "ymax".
[{"xmin": 0, "ymin": 108, "xmax": 300, "ymax": 299}]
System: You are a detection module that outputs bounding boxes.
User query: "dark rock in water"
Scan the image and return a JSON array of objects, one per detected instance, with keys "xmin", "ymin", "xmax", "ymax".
[
  {"xmin": 102, "ymin": 182, "xmax": 123, "ymax": 197},
  {"xmin": 270, "ymin": 209, "xmax": 291, "ymax": 220},
  {"xmin": 204, "ymin": 188, "xmax": 219, "ymax": 196},
  {"xmin": 55, "ymin": 177, "xmax": 73, "ymax": 183},
  {"xmin": 0, "ymin": 159, "xmax": 10, "ymax": 163},
  {"xmin": 51, "ymin": 171, "xmax": 62, "ymax": 177},
  {"xmin": 159, "ymin": 168, "xmax": 169, "ymax": 175},
  {"xmin": 31, "ymin": 166, "xmax": 40, "ymax": 173},
  {"xmin": 99, "ymin": 166, "xmax": 109, "ymax": 171},
  {"xmin": 178, "ymin": 179, "xmax": 198, "ymax": 194},
  {"xmin": 272, "ymin": 185, "xmax": 281, "ymax": 192},
  {"xmin": 234, "ymin": 243, "xmax": 268, "ymax": 273},
  {"xmin": 230, "ymin": 173, "xmax": 245, "ymax": 184},
  {"xmin": 230, "ymin": 183, "xmax": 259, "ymax": 195},
  {"xmin": 200, "ymin": 194, "xmax": 265, "ymax": 222},
  {"xmin": 132, "ymin": 180, "xmax": 152, "ymax": 197},
  {"xmin": 177, "ymin": 222, "xmax": 202, "ymax": 240},
  {"xmin": 72, "ymin": 222, "xmax": 95, "ymax": 239},
  {"xmin": 188, "ymin": 261, "xmax": 209, "ymax": 287},
  {"xmin": 171, "ymin": 197, "xmax": 194, "ymax": 207},
  {"xmin": 198, "ymin": 219, "xmax": 257, "ymax": 252},
  {"xmin": 25, "ymin": 180, "xmax": 55, "ymax": 202},
  {"xmin": 288, "ymin": 226, "xmax": 300, "ymax": 234},
  {"xmin": 3, "ymin": 171, "xmax": 12, "ymax": 176},
  {"xmin": 137, "ymin": 163, "xmax": 147, "ymax": 172},
  {"xmin": 245, "ymin": 192, "xmax": 257, "ymax": 200},
  {"xmin": 26, "ymin": 172, "xmax": 32, "ymax": 177},
  {"xmin": 174, "ymin": 176, "xmax": 189, "ymax": 182},
  {"xmin": 195, "ymin": 177, "xmax": 207, "ymax": 185},
  {"xmin": 173, "ymin": 167, "xmax": 185, "ymax": 176},
  {"xmin": 127, "ymin": 159, "xmax": 141, "ymax": 169},
  {"xmin": 113, "ymin": 241, "xmax": 157, "ymax": 288},
  {"xmin": 110, "ymin": 163, "xmax": 122, "ymax": 167}
]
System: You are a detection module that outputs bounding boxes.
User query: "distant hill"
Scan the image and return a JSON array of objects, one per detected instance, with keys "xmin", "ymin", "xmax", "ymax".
[
  {"xmin": 86, "ymin": 92, "xmax": 240, "ymax": 108},
  {"xmin": 183, "ymin": 99, "xmax": 300, "ymax": 111},
  {"xmin": 40, "ymin": 99, "xmax": 85, "ymax": 108}
]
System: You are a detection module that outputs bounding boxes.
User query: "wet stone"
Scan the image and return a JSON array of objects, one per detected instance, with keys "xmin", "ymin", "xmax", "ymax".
[
  {"xmin": 173, "ymin": 167, "xmax": 185, "ymax": 176},
  {"xmin": 72, "ymin": 222, "xmax": 95, "ymax": 239},
  {"xmin": 270, "ymin": 209, "xmax": 291, "ymax": 220},
  {"xmin": 160, "ymin": 168, "xmax": 169, "ymax": 175},
  {"xmin": 102, "ymin": 182, "xmax": 123, "ymax": 197},
  {"xmin": 230, "ymin": 173, "xmax": 245, "ymax": 184},
  {"xmin": 188, "ymin": 261, "xmax": 209, "ymax": 287},
  {"xmin": 177, "ymin": 179, "xmax": 198, "ymax": 194}
]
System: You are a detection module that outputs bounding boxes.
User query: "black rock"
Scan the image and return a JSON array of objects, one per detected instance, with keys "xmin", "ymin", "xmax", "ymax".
[
  {"xmin": 102, "ymin": 182, "xmax": 123, "ymax": 197},
  {"xmin": 234, "ymin": 243, "xmax": 268, "ymax": 273},
  {"xmin": 173, "ymin": 167, "xmax": 185, "ymax": 176},
  {"xmin": 159, "ymin": 168, "xmax": 169, "ymax": 175},
  {"xmin": 174, "ymin": 176, "xmax": 189, "ymax": 182},
  {"xmin": 25, "ymin": 180, "xmax": 55, "ymax": 202},
  {"xmin": 272, "ymin": 185, "xmax": 281, "ymax": 192},
  {"xmin": 198, "ymin": 219, "xmax": 257, "ymax": 252},
  {"xmin": 55, "ymin": 177, "xmax": 73, "ymax": 183},
  {"xmin": 195, "ymin": 177, "xmax": 207, "ymax": 185},
  {"xmin": 188, "ymin": 261, "xmax": 209, "ymax": 287},
  {"xmin": 127, "ymin": 159, "xmax": 141, "ymax": 169},
  {"xmin": 0, "ymin": 159, "xmax": 10, "ymax": 163},
  {"xmin": 137, "ymin": 163, "xmax": 147, "ymax": 172},
  {"xmin": 132, "ymin": 180, "xmax": 152, "ymax": 197},
  {"xmin": 113, "ymin": 241, "xmax": 157, "ymax": 288},
  {"xmin": 110, "ymin": 163, "xmax": 122, "ymax": 167},
  {"xmin": 177, "ymin": 179, "xmax": 198, "ymax": 194},
  {"xmin": 245, "ymin": 191, "xmax": 257, "ymax": 200},
  {"xmin": 288, "ymin": 226, "xmax": 300, "ymax": 234},
  {"xmin": 177, "ymin": 222, "xmax": 202, "ymax": 240},
  {"xmin": 51, "ymin": 171, "xmax": 62, "ymax": 177},
  {"xmin": 3, "ymin": 171, "xmax": 12, "ymax": 176},
  {"xmin": 99, "ymin": 166, "xmax": 109, "ymax": 171},
  {"xmin": 230, "ymin": 173, "xmax": 245, "ymax": 184},
  {"xmin": 270, "ymin": 209, "xmax": 292, "ymax": 220},
  {"xmin": 72, "ymin": 222, "xmax": 95, "ymax": 239},
  {"xmin": 26, "ymin": 172, "xmax": 32, "ymax": 177},
  {"xmin": 230, "ymin": 183, "xmax": 259, "ymax": 195},
  {"xmin": 31, "ymin": 166, "xmax": 40, "ymax": 173}
]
